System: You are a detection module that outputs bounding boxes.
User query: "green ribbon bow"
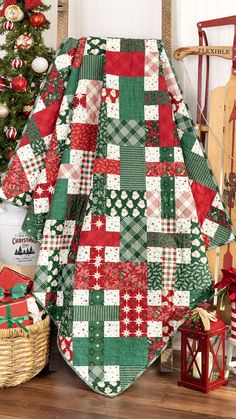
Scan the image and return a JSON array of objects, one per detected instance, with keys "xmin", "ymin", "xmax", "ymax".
[
  {"xmin": 0, "ymin": 302, "xmax": 29, "ymax": 333},
  {"xmin": 0, "ymin": 283, "xmax": 28, "ymax": 300}
]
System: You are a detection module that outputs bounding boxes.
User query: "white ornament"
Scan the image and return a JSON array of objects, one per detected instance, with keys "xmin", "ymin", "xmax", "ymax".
[
  {"xmin": 31, "ymin": 57, "xmax": 49, "ymax": 73},
  {"xmin": 0, "ymin": 103, "xmax": 9, "ymax": 119}
]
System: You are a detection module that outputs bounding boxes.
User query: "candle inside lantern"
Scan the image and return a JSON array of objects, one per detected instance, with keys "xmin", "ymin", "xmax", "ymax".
[{"xmin": 192, "ymin": 352, "xmax": 213, "ymax": 379}]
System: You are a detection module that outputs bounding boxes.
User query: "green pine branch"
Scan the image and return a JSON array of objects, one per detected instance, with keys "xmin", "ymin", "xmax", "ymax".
[{"xmin": 0, "ymin": 0, "xmax": 55, "ymax": 173}]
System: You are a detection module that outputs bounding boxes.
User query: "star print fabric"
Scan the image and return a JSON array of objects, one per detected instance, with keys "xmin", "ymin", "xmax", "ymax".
[{"xmin": 1, "ymin": 37, "xmax": 235, "ymax": 397}]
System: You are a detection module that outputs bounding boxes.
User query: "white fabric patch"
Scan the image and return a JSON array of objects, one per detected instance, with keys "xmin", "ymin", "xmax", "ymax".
[
  {"xmin": 147, "ymin": 321, "xmax": 162, "ymax": 337},
  {"xmin": 104, "ymin": 290, "xmax": 120, "ymax": 306},
  {"xmin": 73, "ymin": 290, "xmax": 89, "ymax": 306}
]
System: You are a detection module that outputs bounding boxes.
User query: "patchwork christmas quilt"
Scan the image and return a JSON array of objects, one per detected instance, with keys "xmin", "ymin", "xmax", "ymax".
[{"xmin": 1, "ymin": 37, "xmax": 235, "ymax": 397}]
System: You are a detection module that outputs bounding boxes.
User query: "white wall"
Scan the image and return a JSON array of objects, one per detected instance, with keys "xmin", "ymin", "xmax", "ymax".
[
  {"xmin": 1, "ymin": 0, "xmax": 235, "ymax": 121},
  {"xmin": 66, "ymin": 0, "xmax": 235, "ymax": 121}
]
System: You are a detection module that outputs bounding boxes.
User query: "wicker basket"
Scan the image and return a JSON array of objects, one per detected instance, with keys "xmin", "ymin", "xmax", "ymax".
[{"xmin": 0, "ymin": 315, "xmax": 50, "ymax": 387}]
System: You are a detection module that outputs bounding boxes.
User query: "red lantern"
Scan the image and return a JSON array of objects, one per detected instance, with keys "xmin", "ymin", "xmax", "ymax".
[
  {"xmin": 4, "ymin": 20, "xmax": 14, "ymax": 31},
  {"xmin": 11, "ymin": 75, "xmax": 28, "ymax": 92},
  {"xmin": 29, "ymin": 12, "xmax": 46, "ymax": 27},
  {"xmin": 178, "ymin": 313, "xmax": 228, "ymax": 393}
]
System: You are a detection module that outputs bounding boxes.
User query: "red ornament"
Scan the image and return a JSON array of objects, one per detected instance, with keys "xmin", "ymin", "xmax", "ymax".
[
  {"xmin": 0, "ymin": 77, "xmax": 10, "ymax": 91},
  {"xmin": 178, "ymin": 314, "xmax": 228, "ymax": 393},
  {"xmin": 4, "ymin": 20, "xmax": 14, "ymax": 30},
  {"xmin": 25, "ymin": 0, "xmax": 42, "ymax": 10},
  {"xmin": 6, "ymin": 127, "xmax": 17, "ymax": 140},
  {"xmin": 23, "ymin": 101, "xmax": 34, "ymax": 117},
  {"xmin": 11, "ymin": 75, "xmax": 28, "ymax": 92},
  {"xmin": 29, "ymin": 12, "xmax": 46, "ymax": 27},
  {"xmin": 12, "ymin": 57, "xmax": 23, "ymax": 69}
]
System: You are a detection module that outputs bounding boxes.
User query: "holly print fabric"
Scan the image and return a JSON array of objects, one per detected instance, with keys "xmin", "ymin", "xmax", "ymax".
[{"xmin": 1, "ymin": 37, "xmax": 235, "ymax": 397}]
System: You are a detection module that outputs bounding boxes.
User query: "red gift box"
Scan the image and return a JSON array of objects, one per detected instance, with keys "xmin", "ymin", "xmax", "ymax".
[
  {"xmin": 0, "ymin": 267, "xmax": 33, "ymax": 293},
  {"xmin": 0, "ymin": 296, "xmax": 33, "ymax": 330}
]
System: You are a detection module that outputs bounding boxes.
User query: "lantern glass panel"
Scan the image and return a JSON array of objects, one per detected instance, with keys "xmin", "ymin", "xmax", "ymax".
[
  {"xmin": 186, "ymin": 337, "xmax": 202, "ymax": 379},
  {"xmin": 208, "ymin": 335, "xmax": 223, "ymax": 381}
]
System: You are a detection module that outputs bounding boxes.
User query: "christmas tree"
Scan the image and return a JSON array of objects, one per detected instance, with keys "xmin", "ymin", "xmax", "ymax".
[{"xmin": 0, "ymin": 0, "xmax": 54, "ymax": 174}]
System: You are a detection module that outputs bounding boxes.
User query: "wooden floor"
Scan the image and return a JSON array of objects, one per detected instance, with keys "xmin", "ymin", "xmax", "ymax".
[{"xmin": 0, "ymin": 353, "xmax": 236, "ymax": 419}]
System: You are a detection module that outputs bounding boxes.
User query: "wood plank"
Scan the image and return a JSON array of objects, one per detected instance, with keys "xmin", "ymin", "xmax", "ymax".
[
  {"xmin": 206, "ymin": 86, "xmax": 225, "ymax": 280},
  {"xmin": 0, "ymin": 353, "xmax": 236, "ymax": 418}
]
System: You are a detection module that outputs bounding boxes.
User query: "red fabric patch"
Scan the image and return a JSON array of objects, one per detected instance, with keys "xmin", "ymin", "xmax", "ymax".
[
  {"xmin": 191, "ymin": 182, "xmax": 217, "ymax": 225},
  {"xmin": 120, "ymin": 290, "xmax": 147, "ymax": 338},
  {"xmin": 45, "ymin": 133, "xmax": 61, "ymax": 183},
  {"xmin": 159, "ymin": 105, "xmax": 177, "ymax": 146},
  {"xmin": 159, "ymin": 76, "xmax": 168, "ymax": 91},
  {"xmin": 74, "ymin": 93, "xmax": 86, "ymax": 108},
  {"xmin": 2, "ymin": 155, "xmax": 30, "ymax": 199},
  {"xmin": 71, "ymin": 123, "xmax": 98, "ymax": 151},
  {"xmin": 58, "ymin": 336, "xmax": 73, "ymax": 363},
  {"xmin": 146, "ymin": 162, "xmax": 187, "ymax": 177},
  {"xmin": 33, "ymin": 101, "xmax": 61, "ymax": 138},
  {"xmin": 72, "ymin": 38, "xmax": 86, "ymax": 69},
  {"xmin": 102, "ymin": 88, "xmax": 119, "ymax": 104},
  {"xmin": 93, "ymin": 158, "xmax": 120, "ymax": 174},
  {"xmin": 19, "ymin": 135, "xmax": 30, "ymax": 148},
  {"xmin": 79, "ymin": 231, "xmax": 120, "ymax": 247},
  {"xmin": 105, "ymin": 51, "xmax": 145, "ymax": 77}
]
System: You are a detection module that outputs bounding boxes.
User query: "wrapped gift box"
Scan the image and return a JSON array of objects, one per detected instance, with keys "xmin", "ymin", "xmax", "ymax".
[
  {"xmin": 0, "ymin": 295, "xmax": 41, "ymax": 330},
  {"xmin": 0, "ymin": 267, "xmax": 33, "ymax": 297}
]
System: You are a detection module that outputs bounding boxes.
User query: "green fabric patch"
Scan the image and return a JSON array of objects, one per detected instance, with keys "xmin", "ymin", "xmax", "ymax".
[
  {"xmin": 147, "ymin": 232, "xmax": 191, "ymax": 248},
  {"xmin": 79, "ymin": 55, "xmax": 104, "ymax": 81},
  {"xmin": 144, "ymin": 91, "xmax": 170, "ymax": 106},
  {"xmin": 89, "ymin": 322, "xmax": 104, "ymax": 366},
  {"xmin": 120, "ymin": 217, "xmax": 147, "ymax": 262},
  {"xmin": 175, "ymin": 112, "xmax": 195, "ymax": 133},
  {"xmin": 104, "ymin": 338, "xmax": 148, "ymax": 366},
  {"xmin": 91, "ymin": 174, "xmax": 107, "ymax": 215},
  {"xmin": 34, "ymin": 266, "xmax": 49, "ymax": 292},
  {"xmin": 73, "ymin": 338, "xmax": 89, "ymax": 366},
  {"xmin": 59, "ymin": 38, "xmax": 79, "ymax": 55},
  {"xmin": 66, "ymin": 68, "xmax": 80, "ymax": 95},
  {"xmin": 160, "ymin": 147, "xmax": 174, "ymax": 162},
  {"xmin": 175, "ymin": 262, "xmax": 212, "ymax": 291},
  {"xmin": 25, "ymin": 117, "xmax": 44, "ymax": 153},
  {"xmin": 86, "ymin": 37, "xmax": 106, "ymax": 55},
  {"xmin": 73, "ymin": 306, "xmax": 120, "ymax": 321},
  {"xmin": 107, "ymin": 118, "xmax": 146, "ymax": 147},
  {"xmin": 185, "ymin": 153, "xmax": 217, "ymax": 191},
  {"xmin": 120, "ymin": 38, "xmax": 145, "ymax": 52},
  {"xmin": 181, "ymin": 133, "xmax": 197, "ymax": 161},
  {"xmin": 49, "ymin": 179, "xmax": 68, "ymax": 219},
  {"xmin": 58, "ymin": 264, "xmax": 76, "ymax": 291},
  {"xmin": 161, "ymin": 176, "xmax": 175, "ymax": 218},
  {"xmin": 119, "ymin": 77, "xmax": 144, "ymax": 120},
  {"xmin": 210, "ymin": 225, "xmax": 233, "ymax": 248},
  {"xmin": 148, "ymin": 263, "xmax": 163, "ymax": 290},
  {"xmin": 89, "ymin": 290, "xmax": 104, "ymax": 306},
  {"xmin": 106, "ymin": 190, "xmax": 146, "ymax": 217},
  {"xmin": 120, "ymin": 146, "xmax": 146, "ymax": 190},
  {"xmin": 96, "ymin": 103, "xmax": 108, "ymax": 158},
  {"xmin": 191, "ymin": 221, "xmax": 206, "ymax": 263},
  {"xmin": 120, "ymin": 366, "xmax": 144, "ymax": 387}
]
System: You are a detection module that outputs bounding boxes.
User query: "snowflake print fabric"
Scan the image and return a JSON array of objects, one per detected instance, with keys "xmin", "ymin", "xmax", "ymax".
[{"xmin": 1, "ymin": 37, "xmax": 235, "ymax": 397}]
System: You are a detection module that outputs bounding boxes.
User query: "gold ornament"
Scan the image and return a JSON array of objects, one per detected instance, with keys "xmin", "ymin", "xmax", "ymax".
[
  {"xmin": 4, "ymin": 5, "xmax": 24, "ymax": 22},
  {"xmin": 0, "ymin": 103, "xmax": 10, "ymax": 119}
]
